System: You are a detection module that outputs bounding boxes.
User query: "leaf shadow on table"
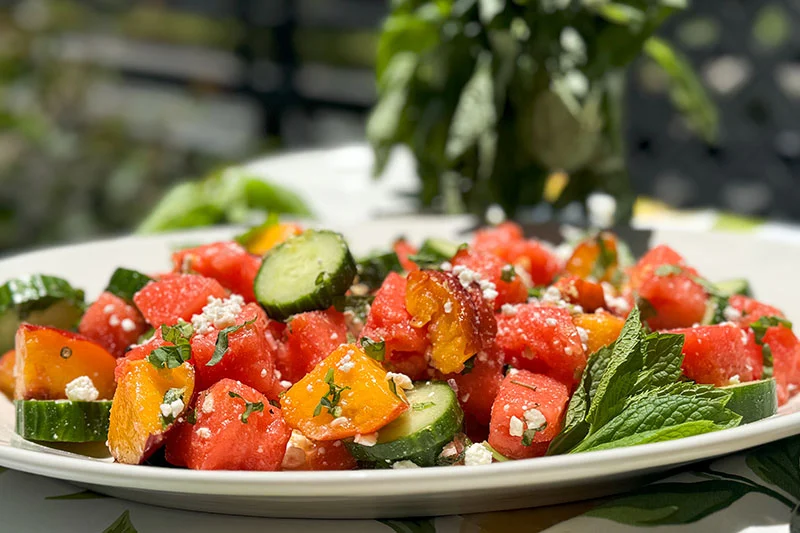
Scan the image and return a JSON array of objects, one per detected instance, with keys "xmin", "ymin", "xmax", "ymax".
[{"xmin": 581, "ymin": 435, "xmax": 800, "ymax": 529}]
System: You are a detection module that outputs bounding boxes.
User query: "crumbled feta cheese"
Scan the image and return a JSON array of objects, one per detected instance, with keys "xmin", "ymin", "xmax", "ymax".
[
  {"xmin": 337, "ymin": 354, "xmax": 356, "ymax": 372},
  {"xmin": 120, "ymin": 318, "xmax": 137, "ymax": 332},
  {"xmin": 541, "ymin": 286, "xmax": 562, "ymax": 304},
  {"xmin": 282, "ymin": 431, "xmax": 312, "ymax": 469},
  {"xmin": 196, "ymin": 427, "xmax": 212, "ymax": 439},
  {"xmin": 443, "ymin": 300, "xmax": 453, "ymax": 314},
  {"xmin": 102, "ymin": 304, "xmax": 115, "ymax": 314},
  {"xmin": 306, "ymin": 384, "xmax": 314, "ymax": 393},
  {"xmin": 441, "ymin": 261, "xmax": 453, "ymax": 272},
  {"xmin": 452, "ymin": 265, "xmax": 482, "ymax": 289},
  {"xmin": 330, "ymin": 332, "xmax": 339, "ymax": 340},
  {"xmin": 447, "ymin": 378, "xmax": 459, "ymax": 394},
  {"xmin": 330, "ymin": 416, "xmax": 349, "ymax": 428},
  {"xmin": 523, "ymin": 408, "xmax": 547, "ymax": 430},
  {"xmin": 481, "ymin": 284, "xmax": 499, "ymax": 302},
  {"xmin": 108, "ymin": 315, "xmax": 121, "ymax": 327},
  {"xmin": 260, "ymin": 368, "xmax": 268, "ymax": 378},
  {"xmin": 392, "ymin": 460, "xmax": 421, "ymax": 469},
  {"xmin": 386, "ymin": 372, "xmax": 414, "ymax": 390},
  {"xmin": 354, "ymin": 432, "xmax": 378, "ymax": 447},
  {"xmin": 503, "ymin": 404, "xmax": 510, "ymax": 411},
  {"xmin": 576, "ymin": 326, "xmax": 589, "ymax": 346},
  {"xmin": 464, "ymin": 443, "xmax": 493, "ymax": 466},
  {"xmin": 545, "ymin": 317, "xmax": 558, "ymax": 327},
  {"xmin": 509, "ymin": 415, "xmax": 524, "ymax": 437},
  {"xmin": 191, "ymin": 294, "xmax": 245, "ymax": 335},
  {"xmin": 728, "ymin": 374, "xmax": 741, "ymax": 385},
  {"xmin": 723, "ymin": 306, "xmax": 742, "ymax": 322},
  {"xmin": 64, "ymin": 376, "xmax": 99, "ymax": 402},
  {"xmin": 602, "ymin": 283, "xmax": 631, "ymax": 315},
  {"xmin": 280, "ymin": 380, "xmax": 292, "ymax": 389},
  {"xmin": 160, "ymin": 398, "xmax": 184, "ymax": 419},
  {"xmin": 201, "ymin": 394, "xmax": 215, "ymax": 414}
]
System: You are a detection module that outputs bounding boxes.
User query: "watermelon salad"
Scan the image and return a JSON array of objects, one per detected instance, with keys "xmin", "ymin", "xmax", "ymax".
[{"xmin": 0, "ymin": 221, "xmax": 792, "ymax": 470}]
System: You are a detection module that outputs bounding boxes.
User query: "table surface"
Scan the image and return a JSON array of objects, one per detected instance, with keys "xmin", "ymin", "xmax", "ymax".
[{"xmin": 3, "ymin": 144, "xmax": 799, "ymax": 533}]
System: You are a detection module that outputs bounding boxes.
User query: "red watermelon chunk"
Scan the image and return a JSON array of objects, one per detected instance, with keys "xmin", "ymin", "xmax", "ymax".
[
  {"xmin": 393, "ymin": 238, "xmax": 419, "ymax": 272},
  {"xmin": 165, "ymin": 379, "xmax": 291, "ymax": 470},
  {"xmin": 496, "ymin": 304, "xmax": 587, "ymax": 387},
  {"xmin": 472, "ymin": 222, "xmax": 524, "ymax": 261},
  {"xmin": 638, "ymin": 272, "xmax": 707, "ymax": 330},
  {"xmin": 628, "ymin": 244, "xmax": 690, "ymax": 291},
  {"xmin": 172, "ymin": 241, "xmax": 261, "ymax": 302},
  {"xmin": 670, "ymin": 324, "xmax": 763, "ymax": 386},
  {"xmin": 276, "ymin": 308, "xmax": 348, "ymax": 384},
  {"xmin": 79, "ymin": 292, "xmax": 148, "ymax": 358},
  {"xmin": 133, "ymin": 274, "xmax": 227, "ymax": 327},
  {"xmin": 729, "ymin": 295, "xmax": 786, "ymax": 326},
  {"xmin": 360, "ymin": 272, "xmax": 429, "ymax": 361},
  {"xmin": 488, "ymin": 370, "xmax": 569, "ymax": 459},
  {"xmin": 761, "ymin": 325, "xmax": 800, "ymax": 405},
  {"xmin": 444, "ymin": 345, "xmax": 505, "ymax": 425},
  {"xmin": 190, "ymin": 303, "xmax": 277, "ymax": 396},
  {"xmin": 451, "ymin": 248, "xmax": 528, "ymax": 311},
  {"xmin": 507, "ymin": 240, "xmax": 562, "ymax": 286}
]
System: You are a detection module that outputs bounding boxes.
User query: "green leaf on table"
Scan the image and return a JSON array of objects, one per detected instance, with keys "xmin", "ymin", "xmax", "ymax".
[
  {"xmin": 746, "ymin": 436, "xmax": 800, "ymax": 501},
  {"xmin": 644, "ymin": 37, "xmax": 718, "ymax": 143},
  {"xmin": 585, "ymin": 480, "xmax": 753, "ymax": 525},
  {"xmin": 103, "ymin": 510, "xmax": 138, "ymax": 533},
  {"xmin": 445, "ymin": 52, "xmax": 496, "ymax": 161}
]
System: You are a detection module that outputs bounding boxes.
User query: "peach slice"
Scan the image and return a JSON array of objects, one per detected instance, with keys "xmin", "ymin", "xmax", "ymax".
[
  {"xmin": 281, "ymin": 344, "xmax": 408, "ymax": 441},
  {"xmin": 565, "ymin": 232, "xmax": 619, "ymax": 283},
  {"xmin": 573, "ymin": 312, "xmax": 625, "ymax": 355},
  {"xmin": 405, "ymin": 270, "xmax": 496, "ymax": 374},
  {"xmin": 14, "ymin": 324, "xmax": 117, "ymax": 400},
  {"xmin": 242, "ymin": 222, "xmax": 303, "ymax": 256},
  {"xmin": 108, "ymin": 359, "xmax": 195, "ymax": 464},
  {"xmin": 0, "ymin": 349, "xmax": 14, "ymax": 399}
]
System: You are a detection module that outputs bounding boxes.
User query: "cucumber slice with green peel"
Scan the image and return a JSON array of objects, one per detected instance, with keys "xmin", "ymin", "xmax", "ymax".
[
  {"xmin": 356, "ymin": 251, "xmax": 403, "ymax": 290},
  {"xmin": 722, "ymin": 378, "xmax": 778, "ymax": 424},
  {"xmin": 713, "ymin": 279, "xmax": 752, "ymax": 298},
  {"xmin": 255, "ymin": 230, "xmax": 357, "ymax": 321},
  {"xmin": 0, "ymin": 275, "xmax": 85, "ymax": 352},
  {"xmin": 15, "ymin": 400, "xmax": 112, "ymax": 442},
  {"xmin": 105, "ymin": 268, "xmax": 152, "ymax": 303},
  {"xmin": 345, "ymin": 381, "xmax": 464, "ymax": 467},
  {"xmin": 418, "ymin": 239, "xmax": 461, "ymax": 261}
]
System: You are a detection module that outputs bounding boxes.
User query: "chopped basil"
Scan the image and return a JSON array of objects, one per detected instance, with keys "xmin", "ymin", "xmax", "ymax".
[
  {"xmin": 160, "ymin": 387, "xmax": 186, "ymax": 429},
  {"xmin": 361, "ymin": 336, "xmax": 386, "ymax": 361},
  {"xmin": 147, "ymin": 321, "xmax": 193, "ymax": 369},
  {"xmin": 750, "ymin": 315, "xmax": 792, "ymax": 379},
  {"xmin": 207, "ymin": 319, "xmax": 255, "ymax": 367},
  {"xmin": 228, "ymin": 391, "xmax": 265, "ymax": 423},
  {"xmin": 500, "ymin": 265, "xmax": 516, "ymax": 283},
  {"xmin": 521, "ymin": 422, "xmax": 547, "ymax": 447},
  {"xmin": 313, "ymin": 368, "xmax": 350, "ymax": 417},
  {"xmin": 461, "ymin": 355, "xmax": 476, "ymax": 375}
]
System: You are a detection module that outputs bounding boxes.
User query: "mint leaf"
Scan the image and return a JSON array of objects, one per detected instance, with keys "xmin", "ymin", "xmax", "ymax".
[
  {"xmin": 161, "ymin": 321, "xmax": 193, "ymax": 344},
  {"xmin": 146, "ymin": 345, "xmax": 191, "ymax": 369},
  {"xmin": 207, "ymin": 319, "xmax": 255, "ymax": 367},
  {"xmin": 586, "ymin": 307, "xmax": 644, "ymax": 430},
  {"xmin": 228, "ymin": 391, "xmax": 265, "ymax": 424},
  {"xmin": 572, "ymin": 383, "xmax": 739, "ymax": 453},
  {"xmin": 361, "ymin": 336, "xmax": 386, "ymax": 361},
  {"xmin": 632, "ymin": 332, "xmax": 684, "ymax": 393},
  {"xmin": 751, "ymin": 315, "xmax": 793, "ymax": 344}
]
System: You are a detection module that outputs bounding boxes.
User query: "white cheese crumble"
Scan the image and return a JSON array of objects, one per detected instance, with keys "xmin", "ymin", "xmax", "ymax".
[
  {"xmin": 541, "ymin": 286, "xmax": 562, "ymax": 304},
  {"xmin": 195, "ymin": 427, "xmax": 212, "ymax": 439},
  {"xmin": 464, "ymin": 443, "xmax": 493, "ymax": 466},
  {"xmin": 451, "ymin": 265, "xmax": 498, "ymax": 302},
  {"xmin": 337, "ymin": 354, "xmax": 355, "ymax": 373},
  {"xmin": 120, "ymin": 318, "xmax": 137, "ymax": 332},
  {"xmin": 330, "ymin": 416, "xmax": 349, "ymax": 428},
  {"xmin": 282, "ymin": 430, "xmax": 312, "ymax": 469},
  {"xmin": 386, "ymin": 372, "xmax": 414, "ymax": 390},
  {"xmin": 102, "ymin": 304, "xmax": 115, "ymax": 314},
  {"xmin": 443, "ymin": 300, "xmax": 453, "ymax": 314},
  {"xmin": 723, "ymin": 305, "xmax": 742, "ymax": 322},
  {"xmin": 260, "ymin": 368, "xmax": 268, "ymax": 378},
  {"xmin": 201, "ymin": 394, "xmax": 215, "ymax": 414},
  {"xmin": 545, "ymin": 317, "xmax": 558, "ymax": 327},
  {"xmin": 440, "ymin": 261, "xmax": 453, "ymax": 272},
  {"xmin": 509, "ymin": 415, "xmax": 524, "ymax": 437},
  {"xmin": 160, "ymin": 398, "xmax": 184, "ymax": 419},
  {"xmin": 728, "ymin": 374, "xmax": 741, "ymax": 385},
  {"xmin": 392, "ymin": 460, "xmax": 421, "ymax": 469},
  {"xmin": 353, "ymin": 433, "xmax": 378, "ymax": 447},
  {"xmin": 64, "ymin": 376, "xmax": 99, "ymax": 402},
  {"xmin": 191, "ymin": 294, "xmax": 245, "ymax": 335},
  {"xmin": 523, "ymin": 408, "xmax": 547, "ymax": 430},
  {"xmin": 576, "ymin": 326, "xmax": 589, "ymax": 346},
  {"xmin": 108, "ymin": 315, "xmax": 120, "ymax": 327},
  {"xmin": 602, "ymin": 283, "xmax": 631, "ymax": 315},
  {"xmin": 501, "ymin": 303, "xmax": 519, "ymax": 316},
  {"xmin": 439, "ymin": 441, "xmax": 458, "ymax": 458},
  {"xmin": 279, "ymin": 380, "xmax": 292, "ymax": 389}
]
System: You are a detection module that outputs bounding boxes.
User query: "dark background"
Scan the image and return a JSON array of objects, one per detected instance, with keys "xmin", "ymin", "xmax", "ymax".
[{"xmin": 0, "ymin": 0, "xmax": 797, "ymax": 251}]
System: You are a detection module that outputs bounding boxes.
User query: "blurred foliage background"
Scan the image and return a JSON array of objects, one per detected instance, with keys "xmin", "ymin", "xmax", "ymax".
[{"xmin": 1, "ymin": 0, "xmax": 799, "ymax": 252}]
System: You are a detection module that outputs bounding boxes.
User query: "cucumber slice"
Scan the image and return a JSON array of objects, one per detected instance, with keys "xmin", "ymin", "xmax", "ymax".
[
  {"xmin": 722, "ymin": 378, "xmax": 778, "ymax": 424},
  {"xmin": 356, "ymin": 251, "xmax": 403, "ymax": 290},
  {"xmin": 0, "ymin": 275, "xmax": 85, "ymax": 352},
  {"xmin": 255, "ymin": 230, "xmax": 357, "ymax": 320},
  {"xmin": 345, "ymin": 381, "xmax": 464, "ymax": 467},
  {"xmin": 105, "ymin": 268, "xmax": 152, "ymax": 303},
  {"xmin": 15, "ymin": 400, "xmax": 112, "ymax": 442},
  {"xmin": 418, "ymin": 239, "xmax": 461, "ymax": 261},
  {"xmin": 713, "ymin": 279, "xmax": 752, "ymax": 298}
]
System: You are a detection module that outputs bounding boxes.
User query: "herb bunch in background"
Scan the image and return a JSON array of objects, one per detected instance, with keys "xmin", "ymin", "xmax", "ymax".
[{"xmin": 369, "ymin": 0, "xmax": 717, "ymax": 223}]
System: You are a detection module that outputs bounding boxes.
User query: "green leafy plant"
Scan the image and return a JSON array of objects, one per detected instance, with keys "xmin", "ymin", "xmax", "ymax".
[{"xmin": 369, "ymin": 0, "xmax": 717, "ymax": 222}]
